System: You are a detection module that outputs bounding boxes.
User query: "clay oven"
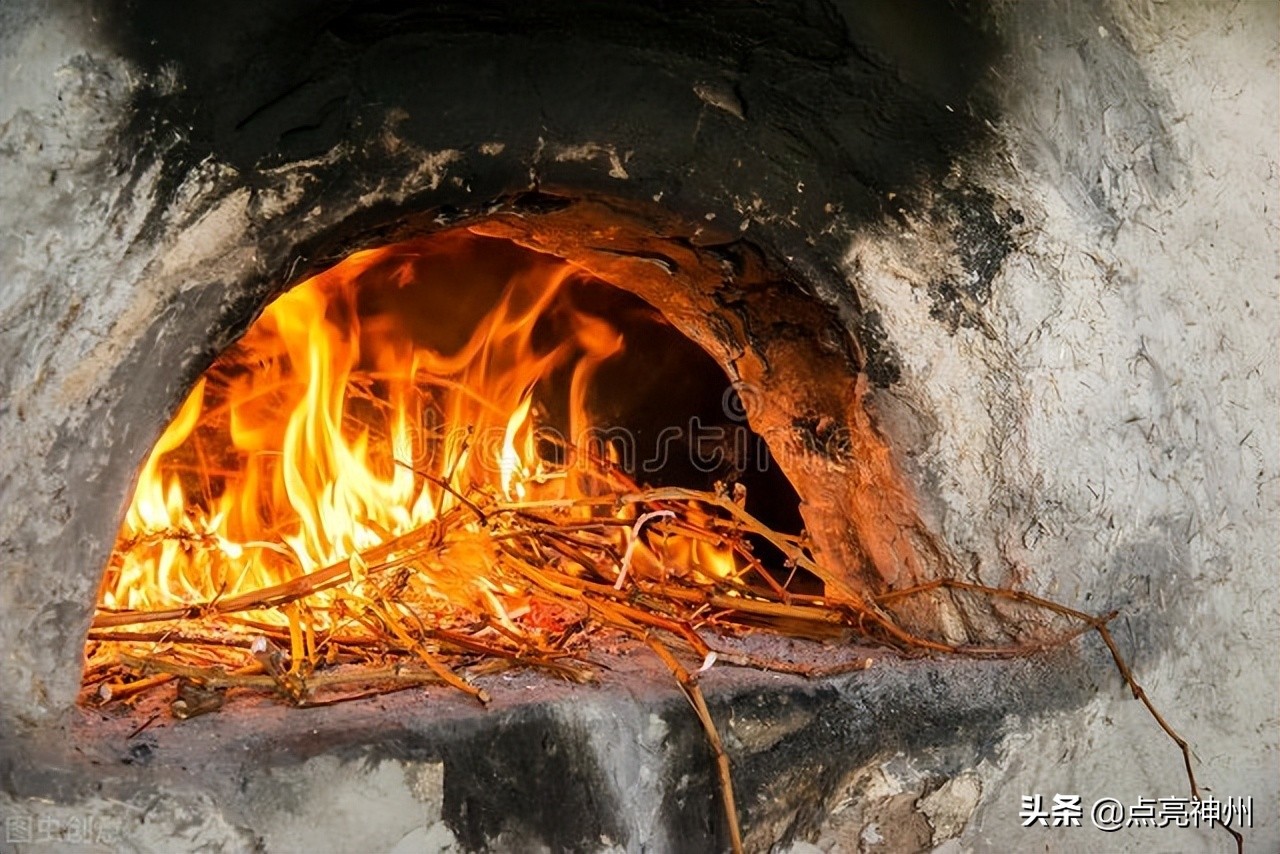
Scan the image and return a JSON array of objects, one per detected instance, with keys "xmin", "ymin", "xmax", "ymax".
[{"xmin": 0, "ymin": 2, "xmax": 1275, "ymax": 851}]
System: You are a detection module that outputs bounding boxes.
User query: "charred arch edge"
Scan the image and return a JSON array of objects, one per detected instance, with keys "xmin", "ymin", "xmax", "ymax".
[{"xmin": 278, "ymin": 191, "xmax": 866, "ymax": 373}]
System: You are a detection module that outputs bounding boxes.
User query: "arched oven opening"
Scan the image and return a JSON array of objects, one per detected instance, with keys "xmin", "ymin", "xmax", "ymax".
[
  {"xmin": 83, "ymin": 196, "xmax": 963, "ymax": 708},
  {"xmin": 86, "ymin": 220, "xmax": 827, "ymax": 694}
]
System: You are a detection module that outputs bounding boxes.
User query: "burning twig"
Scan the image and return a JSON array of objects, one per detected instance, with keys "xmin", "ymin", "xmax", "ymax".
[{"xmin": 614, "ymin": 510, "xmax": 675, "ymax": 590}]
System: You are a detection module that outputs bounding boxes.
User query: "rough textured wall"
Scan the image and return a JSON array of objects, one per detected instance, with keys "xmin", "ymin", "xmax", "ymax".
[
  {"xmin": 0, "ymin": 0, "xmax": 1275, "ymax": 851},
  {"xmin": 847, "ymin": 2, "xmax": 1278, "ymax": 850}
]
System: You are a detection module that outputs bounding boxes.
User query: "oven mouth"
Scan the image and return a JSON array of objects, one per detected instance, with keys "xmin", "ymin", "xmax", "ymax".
[
  {"xmin": 83, "ymin": 219, "xmax": 839, "ymax": 706},
  {"xmin": 77, "ymin": 192, "xmax": 984, "ymax": 706}
]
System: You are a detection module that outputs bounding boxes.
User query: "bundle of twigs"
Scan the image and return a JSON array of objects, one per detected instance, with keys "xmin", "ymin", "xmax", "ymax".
[{"xmin": 84, "ymin": 468, "xmax": 1239, "ymax": 854}]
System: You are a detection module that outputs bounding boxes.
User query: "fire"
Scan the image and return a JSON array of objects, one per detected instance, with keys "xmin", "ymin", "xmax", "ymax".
[
  {"xmin": 96, "ymin": 233, "xmax": 716, "ymax": 627},
  {"xmin": 87, "ymin": 230, "xmax": 970, "ymax": 854}
]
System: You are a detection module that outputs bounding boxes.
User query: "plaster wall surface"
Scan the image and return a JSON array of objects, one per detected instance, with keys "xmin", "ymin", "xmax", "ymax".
[{"xmin": 846, "ymin": 3, "xmax": 1279, "ymax": 850}]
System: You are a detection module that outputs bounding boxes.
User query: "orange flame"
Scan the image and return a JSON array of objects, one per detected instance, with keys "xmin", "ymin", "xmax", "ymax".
[{"xmin": 98, "ymin": 235, "xmax": 659, "ymax": 624}]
